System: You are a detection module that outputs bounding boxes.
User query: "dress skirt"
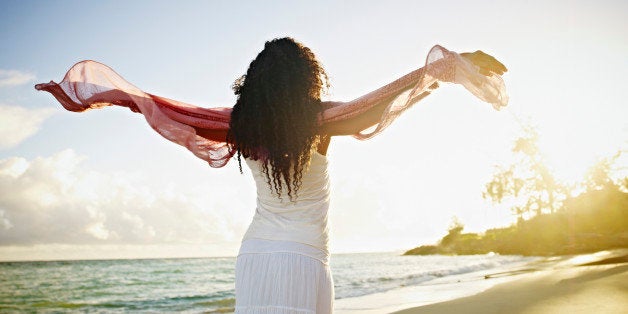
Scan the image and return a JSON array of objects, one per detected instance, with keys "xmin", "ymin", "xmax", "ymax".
[{"xmin": 234, "ymin": 239, "xmax": 334, "ymax": 314}]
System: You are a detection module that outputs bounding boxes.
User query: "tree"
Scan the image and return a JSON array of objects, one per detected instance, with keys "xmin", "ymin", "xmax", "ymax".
[
  {"xmin": 483, "ymin": 127, "xmax": 566, "ymax": 221},
  {"xmin": 440, "ymin": 217, "xmax": 464, "ymax": 247},
  {"xmin": 584, "ymin": 151, "xmax": 622, "ymax": 191}
]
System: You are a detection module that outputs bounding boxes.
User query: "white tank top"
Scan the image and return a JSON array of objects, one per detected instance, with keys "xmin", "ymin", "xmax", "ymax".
[{"xmin": 242, "ymin": 151, "xmax": 330, "ymax": 253}]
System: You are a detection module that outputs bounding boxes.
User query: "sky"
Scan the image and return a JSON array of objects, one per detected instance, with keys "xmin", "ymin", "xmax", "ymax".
[{"xmin": 0, "ymin": 0, "xmax": 626, "ymax": 261}]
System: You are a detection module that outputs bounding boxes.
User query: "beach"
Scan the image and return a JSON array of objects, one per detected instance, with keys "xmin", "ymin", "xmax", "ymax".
[
  {"xmin": 335, "ymin": 250, "xmax": 628, "ymax": 314},
  {"xmin": 395, "ymin": 264, "xmax": 627, "ymax": 314},
  {"xmin": 384, "ymin": 251, "xmax": 627, "ymax": 314}
]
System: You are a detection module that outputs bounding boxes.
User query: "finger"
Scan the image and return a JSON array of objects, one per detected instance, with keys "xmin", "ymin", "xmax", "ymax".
[
  {"xmin": 493, "ymin": 59, "xmax": 507, "ymax": 73},
  {"xmin": 485, "ymin": 55, "xmax": 507, "ymax": 73},
  {"xmin": 482, "ymin": 59, "xmax": 506, "ymax": 74},
  {"xmin": 463, "ymin": 51, "xmax": 507, "ymax": 75},
  {"xmin": 476, "ymin": 53, "xmax": 507, "ymax": 73}
]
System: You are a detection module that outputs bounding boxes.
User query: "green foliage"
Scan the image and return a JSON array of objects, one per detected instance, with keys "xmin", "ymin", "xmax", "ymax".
[
  {"xmin": 439, "ymin": 217, "xmax": 464, "ymax": 247},
  {"xmin": 403, "ymin": 245, "xmax": 440, "ymax": 255},
  {"xmin": 405, "ymin": 134, "xmax": 628, "ymax": 256},
  {"xmin": 584, "ymin": 152, "xmax": 622, "ymax": 192},
  {"xmin": 483, "ymin": 127, "xmax": 565, "ymax": 219},
  {"xmin": 405, "ymin": 181, "xmax": 628, "ymax": 256}
]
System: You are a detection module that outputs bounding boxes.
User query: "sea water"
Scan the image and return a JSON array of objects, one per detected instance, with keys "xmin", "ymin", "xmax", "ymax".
[{"xmin": 0, "ymin": 252, "xmax": 535, "ymax": 313}]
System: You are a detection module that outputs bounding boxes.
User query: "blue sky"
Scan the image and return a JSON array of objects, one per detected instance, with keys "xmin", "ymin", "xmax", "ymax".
[{"xmin": 0, "ymin": 0, "xmax": 626, "ymax": 260}]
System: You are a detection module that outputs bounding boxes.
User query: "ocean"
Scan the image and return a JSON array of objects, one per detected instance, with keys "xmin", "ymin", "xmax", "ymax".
[{"xmin": 0, "ymin": 252, "xmax": 535, "ymax": 313}]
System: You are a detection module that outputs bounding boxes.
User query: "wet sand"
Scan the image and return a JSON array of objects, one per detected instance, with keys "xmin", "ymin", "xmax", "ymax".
[{"xmin": 392, "ymin": 251, "xmax": 628, "ymax": 314}]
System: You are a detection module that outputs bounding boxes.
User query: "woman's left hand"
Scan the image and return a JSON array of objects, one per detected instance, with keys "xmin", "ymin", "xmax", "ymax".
[{"xmin": 460, "ymin": 51, "xmax": 507, "ymax": 76}]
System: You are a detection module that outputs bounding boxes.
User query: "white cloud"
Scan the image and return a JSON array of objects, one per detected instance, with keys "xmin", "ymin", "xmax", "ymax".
[
  {"xmin": 0, "ymin": 209, "xmax": 13, "ymax": 230},
  {"xmin": 0, "ymin": 69, "xmax": 36, "ymax": 87},
  {"xmin": 0, "ymin": 150, "xmax": 248, "ymax": 249},
  {"xmin": 0, "ymin": 104, "xmax": 55, "ymax": 149}
]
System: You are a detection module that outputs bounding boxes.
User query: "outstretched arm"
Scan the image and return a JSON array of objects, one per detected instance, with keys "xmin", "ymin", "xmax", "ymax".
[
  {"xmin": 319, "ymin": 50, "xmax": 507, "ymax": 137},
  {"xmin": 319, "ymin": 87, "xmax": 418, "ymax": 136},
  {"xmin": 316, "ymin": 90, "xmax": 414, "ymax": 155},
  {"xmin": 193, "ymin": 127, "xmax": 229, "ymax": 142}
]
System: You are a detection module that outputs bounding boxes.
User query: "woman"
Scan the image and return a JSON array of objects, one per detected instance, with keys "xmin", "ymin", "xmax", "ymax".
[
  {"xmin": 199, "ymin": 37, "xmax": 505, "ymax": 313},
  {"xmin": 35, "ymin": 37, "xmax": 507, "ymax": 313},
  {"xmin": 226, "ymin": 38, "xmax": 335, "ymax": 313}
]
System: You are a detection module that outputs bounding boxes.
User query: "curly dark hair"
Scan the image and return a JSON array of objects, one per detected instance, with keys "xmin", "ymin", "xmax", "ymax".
[{"xmin": 227, "ymin": 37, "xmax": 329, "ymax": 200}]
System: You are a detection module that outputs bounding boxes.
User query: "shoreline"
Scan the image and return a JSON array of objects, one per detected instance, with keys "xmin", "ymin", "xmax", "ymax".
[
  {"xmin": 335, "ymin": 250, "xmax": 628, "ymax": 314},
  {"xmin": 391, "ymin": 250, "xmax": 628, "ymax": 314},
  {"xmin": 334, "ymin": 256, "xmax": 538, "ymax": 313}
]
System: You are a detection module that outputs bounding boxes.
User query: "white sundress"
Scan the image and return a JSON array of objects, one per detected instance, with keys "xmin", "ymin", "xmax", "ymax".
[{"xmin": 235, "ymin": 152, "xmax": 334, "ymax": 314}]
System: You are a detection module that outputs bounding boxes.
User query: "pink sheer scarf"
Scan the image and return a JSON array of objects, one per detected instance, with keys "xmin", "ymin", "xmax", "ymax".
[{"xmin": 35, "ymin": 45, "xmax": 507, "ymax": 167}]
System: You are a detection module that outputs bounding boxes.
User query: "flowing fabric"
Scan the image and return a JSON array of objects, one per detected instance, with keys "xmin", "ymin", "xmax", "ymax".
[{"xmin": 34, "ymin": 45, "xmax": 507, "ymax": 167}]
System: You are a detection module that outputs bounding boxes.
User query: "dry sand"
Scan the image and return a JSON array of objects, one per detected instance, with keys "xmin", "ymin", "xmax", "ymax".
[{"xmin": 392, "ymin": 251, "xmax": 628, "ymax": 314}]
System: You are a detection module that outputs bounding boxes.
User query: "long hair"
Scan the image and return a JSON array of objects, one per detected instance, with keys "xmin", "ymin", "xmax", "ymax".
[{"xmin": 227, "ymin": 37, "xmax": 329, "ymax": 200}]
